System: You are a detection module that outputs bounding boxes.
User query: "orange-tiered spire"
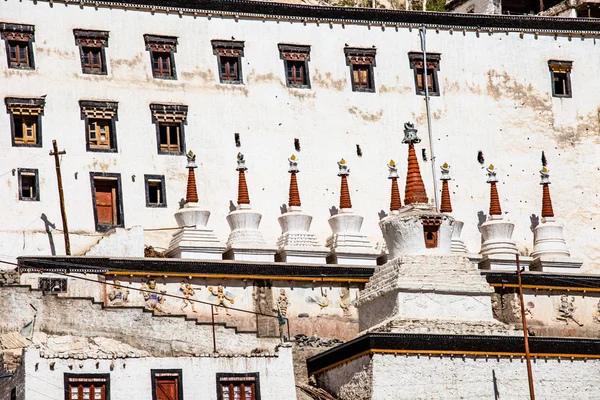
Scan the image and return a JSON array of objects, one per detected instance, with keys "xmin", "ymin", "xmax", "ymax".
[
  {"xmin": 439, "ymin": 163, "xmax": 453, "ymax": 213},
  {"xmin": 402, "ymin": 122, "xmax": 429, "ymax": 205},
  {"xmin": 288, "ymin": 155, "xmax": 301, "ymax": 208},
  {"xmin": 236, "ymin": 152, "xmax": 250, "ymax": 205},
  {"xmin": 540, "ymin": 166, "xmax": 554, "ymax": 218},
  {"xmin": 337, "ymin": 158, "xmax": 352, "ymax": 210},
  {"xmin": 486, "ymin": 165, "xmax": 502, "ymax": 216},
  {"xmin": 387, "ymin": 160, "xmax": 402, "ymax": 211},
  {"xmin": 185, "ymin": 151, "xmax": 199, "ymax": 203}
]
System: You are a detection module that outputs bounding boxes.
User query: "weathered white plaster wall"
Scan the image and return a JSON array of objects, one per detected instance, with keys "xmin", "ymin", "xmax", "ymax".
[
  {"xmin": 21, "ymin": 347, "xmax": 296, "ymax": 400},
  {"xmin": 0, "ymin": 0, "xmax": 599, "ymax": 270}
]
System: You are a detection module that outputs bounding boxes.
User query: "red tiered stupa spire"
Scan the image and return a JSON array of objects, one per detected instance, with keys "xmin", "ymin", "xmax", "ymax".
[
  {"xmin": 486, "ymin": 165, "xmax": 502, "ymax": 216},
  {"xmin": 288, "ymin": 155, "xmax": 301, "ymax": 208},
  {"xmin": 540, "ymin": 166, "xmax": 554, "ymax": 218},
  {"xmin": 439, "ymin": 163, "xmax": 452, "ymax": 213},
  {"xmin": 185, "ymin": 151, "xmax": 199, "ymax": 203},
  {"xmin": 236, "ymin": 152, "xmax": 250, "ymax": 205},
  {"xmin": 387, "ymin": 160, "xmax": 402, "ymax": 211},
  {"xmin": 337, "ymin": 158, "xmax": 352, "ymax": 209},
  {"xmin": 402, "ymin": 123, "xmax": 429, "ymax": 205}
]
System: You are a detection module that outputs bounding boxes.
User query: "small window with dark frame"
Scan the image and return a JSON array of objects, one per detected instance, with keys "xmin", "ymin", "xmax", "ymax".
[
  {"xmin": 90, "ymin": 173, "xmax": 124, "ymax": 232},
  {"xmin": 79, "ymin": 101, "xmax": 118, "ymax": 152},
  {"xmin": 422, "ymin": 217, "xmax": 442, "ymax": 249},
  {"xmin": 1, "ymin": 23, "xmax": 35, "ymax": 69},
  {"xmin": 548, "ymin": 60, "xmax": 572, "ymax": 98},
  {"xmin": 5, "ymin": 97, "xmax": 45, "ymax": 147},
  {"xmin": 65, "ymin": 374, "xmax": 110, "ymax": 400},
  {"xmin": 74, "ymin": 30, "xmax": 109, "ymax": 75},
  {"xmin": 278, "ymin": 44, "xmax": 311, "ymax": 88},
  {"xmin": 18, "ymin": 168, "xmax": 39, "ymax": 201},
  {"xmin": 39, "ymin": 277, "xmax": 67, "ymax": 292},
  {"xmin": 408, "ymin": 52, "xmax": 441, "ymax": 96},
  {"xmin": 152, "ymin": 369, "xmax": 182, "ymax": 400},
  {"xmin": 144, "ymin": 35, "xmax": 178, "ymax": 79},
  {"xmin": 145, "ymin": 175, "xmax": 167, "ymax": 207},
  {"xmin": 344, "ymin": 47, "xmax": 376, "ymax": 92},
  {"xmin": 150, "ymin": 104, "xmax": 187, "ymax": 155},
  {"xmin": 212, "ymin": 40, "xmax": 245, "ymax": 84},
  {"xmin": 217, "ymin": 373, "xmax": 260, "ymax": 400}
]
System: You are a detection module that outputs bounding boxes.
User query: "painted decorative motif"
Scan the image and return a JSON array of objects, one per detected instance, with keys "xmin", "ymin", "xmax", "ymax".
[
  {"xmin": 141, "ymin": 279, "xmax": 167, "ymax": 313},
  {"xmin": 107, "ymin": 280, "xmax": 129, "ymax": 306},
  {"xmin": 339, "ymin": 287, "xmax": 353, "ymax": 318},
  {"xmin": 556, "ymin": 294, "xmax": 583, "ymax": 326},
  {"xmin": 306, "ymin": 289, "xmax": 329, "ymax": 316},
  {"xmin": 208, "ymin": 285, "xmax": 235, "ymax": 315},
  {"xmin": 179, "ymin": 280, "xmax": 199, "ymax": 313}
]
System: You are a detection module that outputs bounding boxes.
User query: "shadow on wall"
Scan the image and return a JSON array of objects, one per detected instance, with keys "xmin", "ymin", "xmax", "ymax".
[
  {"xmin": 492, "ymin": 369, "xmax": 500, "ymax": 400},
  {"xmin": 477, "ymin": 210, "xmax": 487, "ymax": 244},
  {"xmin": 40, "ymin": 213, "xmax": 56, "ymax": 256},
  {"xmin": 530, "ymin": 214, "xmax": 540, "ymax": 232},
  {"xmin": 329, "ymin": 206, "xmax": 338, "ymax": 217}
]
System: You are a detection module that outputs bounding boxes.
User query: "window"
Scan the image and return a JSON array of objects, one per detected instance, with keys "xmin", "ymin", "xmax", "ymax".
[
  {"xmin": 217, "ymin": 373, "xmax": 260, "ymax": 400},
  {"xmin": 150, "ymin": 104, "xmax": 187, "ymax": 155},
  {"xmin": 144, "ymin": 35, "xmax": 177, "ymax": 79},
  {"xmin": 79, "ymin": 101, "xmax": 118, "ymax": 152},
  {"xmin": 6, "ymin": 97, "xmax": 45, "ymax": 147},
  {"xmin": 1, "ymin": 23, "xmax": 35, "ymax": 69},
  {"xmin": 548, "ymin": 60, "xmax": 572, "ymax": 98},
  {"xmin": 212, "ymin": 40, "xmax": 244, "ymax": 84},
  {"xmin": 65, "ymin": 374, "xmax": 109, "ymax": 400},
  {"xmin": 344, "ymin": 47, "xmax": 376, "ymax": 92},
  {"xmin": 152, "ymin": 370, "xmax": 182, "ymax": 400},
  {"xmin": 18, "ymin": 168, "xmax": 39, "ymax": 201},
  {"xmin": 408, "ymin": 52, "xmax": 441, "ymax": 96},
  {"xmin": 90, "ymin": 173, "xmax": 124, "ymax": 232},
  {"xmin": 278, "ymin": 44, "xmax": 311, "ymax": 88},
  {"xmin": 39, "ymin": 277, "xmax": 67, "ymax": 292},
  {"xmin": 74, "ymin": 30, "xmax": 109, "ymax": 74},
  {"xmin": 145, "ymin": 175, "xmax": 167, "ymax": 207},
  {"xmin": 422, "ymin": 217, "xmax": 442, "ymax": 249}
]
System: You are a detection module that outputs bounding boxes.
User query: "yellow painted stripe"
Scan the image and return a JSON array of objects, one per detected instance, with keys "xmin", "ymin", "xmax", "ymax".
[{"xmin": 490, "ymin": 283, "xmax": 600, "ymax": 293}]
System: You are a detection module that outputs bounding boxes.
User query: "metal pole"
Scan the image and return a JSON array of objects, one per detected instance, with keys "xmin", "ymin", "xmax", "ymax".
[
  {"xmin": 211, "ymin": 305, "xmax": 217, "ymax": 353},
  {"xmin": 516, "ymin": 254, "xmax": 536, "ymax": 400},
  {"xmin": 49, "ymin": 140, "xmax": 71, "ymax": 255},
  {"xmin": 419, "ymin": 25, "xmax": 440, "ymax": 211}
]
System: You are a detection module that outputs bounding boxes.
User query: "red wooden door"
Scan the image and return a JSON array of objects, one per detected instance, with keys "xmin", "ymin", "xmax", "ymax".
[
  {"xmin": 94, "ymin": 180, "xmax": 117, "ymax": 225},
  {"xmin": 156, "ymin": 377, "xmax": 178, "ymax": 400}
]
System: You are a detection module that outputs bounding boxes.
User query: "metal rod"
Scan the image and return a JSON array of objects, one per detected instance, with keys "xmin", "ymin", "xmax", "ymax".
[
  {"xmin": 49, "ymin": 140, "xmax": 70, "ymax": 255},
  {"xmin": 516, "ymin": 254, "xmax": 536, "ymax": 400},
  {"xmin": 211, "ymin": 304, "xmax": 217, "ymax": 353},
  {"xmin": 419, "ymin": 25, "xmax": 440, "ymax": 211}
]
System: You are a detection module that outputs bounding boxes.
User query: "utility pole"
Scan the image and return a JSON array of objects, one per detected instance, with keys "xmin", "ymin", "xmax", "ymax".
[
  {"xmin": 49, "ymin": 140, "xmax": 71, "ymax": 255},
  {"xmin": 539, "ymin": 0, "xmax": 544, "ymax": 12},
  {"xmin": 516, "ymin": 254, "xmax": 536, "ymax": 400}
]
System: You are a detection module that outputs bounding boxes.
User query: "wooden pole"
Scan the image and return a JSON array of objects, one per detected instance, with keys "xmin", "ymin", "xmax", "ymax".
[
  {"xmin": 539, "ymin": 0, "xmax": 544, "ymax": 12},
  {"xmin": 516, "ymin": 254, "xmax": 536, "ymax": 400},
  {"xmin": 49, "ymin": 140, "xmax": 71, "ymax": 255}
]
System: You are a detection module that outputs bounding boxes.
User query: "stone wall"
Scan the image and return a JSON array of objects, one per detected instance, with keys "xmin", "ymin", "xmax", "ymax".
[{"xmin": 0, "ymin": 351, "xmax": 24, "ymax": 400}]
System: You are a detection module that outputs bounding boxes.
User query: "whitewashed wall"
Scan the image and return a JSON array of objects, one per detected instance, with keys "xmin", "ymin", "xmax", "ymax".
[{"xmin": 0, "ymin": 0, "xmax": 599, "ymax": 270}]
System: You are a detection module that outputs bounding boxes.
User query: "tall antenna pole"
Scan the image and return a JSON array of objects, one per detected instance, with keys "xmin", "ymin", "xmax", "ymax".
[
  {"xmin": 516, "ymin": 254, "xmax": 536, "ymax": 400},
  {"xmin": 419, "ymin": 25, "xmax": 440, "ymax": 211},
  {"xmin": 49, "ymin": 140, "xmax": 71, "ymax": 255}
]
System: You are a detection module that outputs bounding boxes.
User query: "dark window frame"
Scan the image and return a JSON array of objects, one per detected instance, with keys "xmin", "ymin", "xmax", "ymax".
[
  {"xmin": 344, "ymin": 47, "xmax": 376, "ymax": 93},
  {"xmin": 144, "ymin": 175, "xmax": 167, "ymax": 208},
  {"xmin": 18, "ymin": 168, "xmax": 39, "ymax": 201},
  {"xmin": 212, "ymin": 40, "xmax": 245, "ymax": 84},
  {"xmin": 6, "ymin": 97, "xmax": 45, "ymax": 148},
  {"xmin": 39, "ymin": 277, "xmax": 68, "ymax": 292},
  {"xmin": 151, "ymin": 369, "xmax": 183, "ymax": 400},
  {"xmin": 64, "ymin": 373, "xmax": 110, "ymax": 400},
  {"xmin": 89, "ymin": 172, "xmax": 124, "ymax": 232},
  {"xmin": 1, "ymin": 23, "xmax": 35, "ymax": 70},
  {"xmin": 79, "ymin": 101, "xmax": 119, "ymax": 153},
  {"xmin": 74, "ymin": 29, "xmax": 109, "ymax": 75},
  {"xmin": 422, "ymin": 217, "xmax": 442, "ymax": 249},
  {"xmin": 150, "ymin": 104, "xmax": 187, "ymax": 156},
  {"xmin": 278, "ymin": 44, "xmax": 311, "ymax": 89},
  {"xmin": 144, "ymin": 34, "xmax": 178, "ymax": 80},
  {"xmin": 548, "ymin": 60, "xmax": 573, "ymax": 98},
  {"xmin": 216, "ymin": 373, "xmax": 260, "ymax": 400},
  {"xmin": 408, "ymin": 52, "xmax": 441, "ymax": 96}
]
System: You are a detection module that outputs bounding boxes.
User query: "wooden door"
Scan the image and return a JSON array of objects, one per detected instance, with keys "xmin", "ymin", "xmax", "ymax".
[
  {"xmin": 155, "ymin": 377, "xmax": 179, "ymax": 400},
  {"xmin": 94, "ymin": 180, "xmax": 117, "ymax": 226}
]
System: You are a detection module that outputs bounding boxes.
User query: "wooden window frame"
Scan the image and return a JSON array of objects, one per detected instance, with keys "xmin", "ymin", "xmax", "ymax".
[
  {"xmin": 145, "ymin": 175, "xmax": 167, "ymax": 208},
  {"xmin": 80, "ymin": 101, "xmax": 118, "ymax": 153},
  {"xmin": 1, "ymin": 23, "xmax": 35, "ymax": 70},
  {"xmin": 74, "ymin": 30, "xmax": 109, "ymax": 75},
  {"xmin": 548, "ymin": 60, "xmax": 572, "ymax": 98},
  {"xmin": 64, "ymin": 373, "xmax": 110, "ymax": 400},
  {"xmin": 39, "ymin": 277, "xmax": 67, "ymax": 292},
  {"xmin": 216, "ymin": 373, "xmax": 260, "ymax": 400},
  {"xmin": 90, "ymin": 173, "xmax": 124, "ymax": 232},
  {"xmin": 18, "ymin": 168, "xmax": 39, "ymax": 201},
  {"xmin": 212, "ymin": 40, "xmax": 245, "ymax": 84},
  {"xmin": 408, "ymin": 52, "xmax": 441, "ymax": 96},
  {"xmin": 144, "ymin": 35, "xmax": 178, "ymax": 80},
  {"xmin": 278, "ymin": 44, "xmax": 311, "ymax": 89},
  {"xmin": 6, "ymin": 97, "xmax": 45, "ymax": 148},
  {"xmin": 151, "ymin": 369, "xmax": 183, "ymax": 400},
  {"xmin": 344, "ymin": 47, "xmax": 376, "ymax": 93},
  {"xmin": 422, "ymin": 217, "xmax": 442, "ymax": 249},
  {"xmin": 150, "ymin": 104, "xmax": 187, "ymax": 156}
]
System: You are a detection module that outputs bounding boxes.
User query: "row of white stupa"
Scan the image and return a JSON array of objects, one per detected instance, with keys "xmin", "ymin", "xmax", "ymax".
[{"xmin": 166, "ymin": 125, "xmax": 582, "ymax": 273}]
